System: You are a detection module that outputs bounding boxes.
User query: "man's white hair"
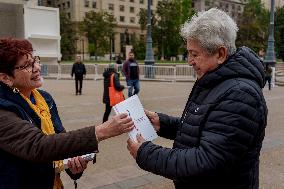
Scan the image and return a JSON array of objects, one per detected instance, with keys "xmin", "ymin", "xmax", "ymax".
[{"xmin": 180, "ymin": 8, "xmax": 238, "ymax": 55}]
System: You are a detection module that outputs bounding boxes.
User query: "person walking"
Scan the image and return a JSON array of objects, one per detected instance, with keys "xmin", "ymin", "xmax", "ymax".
[
  {"xmin": 0, "ymin": 37, "xmax": 134, "ymax": 189},
  {"xmin": 122, "ymin": 52, "xmax": 140, "ymax": 97},
  {"xmin": 71, "ymin": 55, "xmax": 86, "ymax": 95},
  {"xmin": 127, "ymin": 8, "xmax": 267, "ymax": 189},
  {"xmin": 265, "ymin": 64, "xmax": 273, "ymax": 90},
  {"xmin": 103, "ymin": 64, "xmax": 125, "ymax": 122}
]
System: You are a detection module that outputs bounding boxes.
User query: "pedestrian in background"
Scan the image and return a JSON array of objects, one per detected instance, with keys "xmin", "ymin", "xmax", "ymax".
[
  {"xmin": 265, "ymin": 64, "xmax": 273, "ymax": 90},
  {"xmin": 103, "ymin": 63, "xmax": 125, "ymax": 122},
  {"xmin": 71, "ymin": 55, "xmax": 86, "ymax": 95},
  {"xmin": 115, "ymin": 55, "xmax": 123, "ymax": 80},
  {"xmin": 122, "ymin": 52, "xmax": 140, "ymax": 97},
  {"xmin": 258, "ymin": 48, "xmax": 265, "ymax": 61},
  {"xmin": 127, "ymin": 8, "xmax": 267, "ymax": 189}
]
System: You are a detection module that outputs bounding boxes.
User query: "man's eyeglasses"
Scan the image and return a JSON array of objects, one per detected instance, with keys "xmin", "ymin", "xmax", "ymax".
[{"xmin": 14, "ymin": 56, "xmax": 41, "ymax": 72}]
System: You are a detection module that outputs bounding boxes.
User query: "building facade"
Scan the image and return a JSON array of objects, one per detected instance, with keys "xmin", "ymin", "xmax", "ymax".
[
  {"xmin": 262, "ymin": 0, "xmax": 284, "ymax": 9},
  {"xmin": 39, "ymin": 0, "xmax": 160, "ymax": 59},
  {"xmin": 40, "ymin": 0, "xmax": 249, "ymax": 60},
  {"xmin": 193, "ymin": 0, "xmax": 246, "ymax": 22}
]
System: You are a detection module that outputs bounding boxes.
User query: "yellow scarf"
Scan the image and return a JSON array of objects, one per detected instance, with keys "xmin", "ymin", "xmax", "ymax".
[{"xmin": 21, "ymin": 89, "xmax": 64, "ymax": 189}]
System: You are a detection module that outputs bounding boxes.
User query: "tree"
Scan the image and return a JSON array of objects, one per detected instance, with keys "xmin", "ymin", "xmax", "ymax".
[
  {"xmin": 237, "ymin": 0, "xmax": 269, "ymax": 52},
  {"xmin": 60, "ymin": 12, "xmax": 77, "ymax": 60},
  {"xmin": 275, "ymin": 6, "xmax": 284, "ymax": 61},
  {"xmin": 132, "ymin": 35, "xmax": 146, "ymax": 60},
  {"xmin": 153, "ymin": 0, "xmax": 193, "ymax": 59},
  {"xmin": 138, "ymin": 8, "xmax": 147, "ymax": 31},
  {"xmin": 81, "ymin": 11, "xmax": 116, "ymax": 60}
]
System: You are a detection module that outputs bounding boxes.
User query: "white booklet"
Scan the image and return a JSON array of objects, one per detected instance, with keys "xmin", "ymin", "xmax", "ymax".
[{"xmin": 113, "ymin": 95, "xmax": 158, "ymax": 142}]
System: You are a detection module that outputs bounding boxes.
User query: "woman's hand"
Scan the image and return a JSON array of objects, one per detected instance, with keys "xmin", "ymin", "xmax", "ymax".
[
  {"xmin": 67, "ymin": 156, "xmax": 88, "ymax": 174},
  {"xmin": 96, "ymin": 113, "xmax": 134, "ymax": 141},
  {"xmin": 144, "ymin": 109, "xmax": 160, "ymax": 132}
]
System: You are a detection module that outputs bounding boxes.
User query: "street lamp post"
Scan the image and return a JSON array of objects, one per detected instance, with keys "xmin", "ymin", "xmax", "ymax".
[
  {"xmin": 144, "ymin": 0, "xmax": 155, "ymax": 78},
  {"xmin": 264, "ymin": 0, "xmax": 276, "ymax": 86}
]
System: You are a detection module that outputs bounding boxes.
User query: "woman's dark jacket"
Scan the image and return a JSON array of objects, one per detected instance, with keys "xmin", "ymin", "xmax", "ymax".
[
  {"xmin": 0, "ymin": 84, "xmax": 99, "ymax": 189},
  {"xmin": 103, "ymin": 69, "xmax": 125, "ymax": 104},
  {"xmin": 136, "ymin": 47, "xmax": 268, "ymax": 189}
]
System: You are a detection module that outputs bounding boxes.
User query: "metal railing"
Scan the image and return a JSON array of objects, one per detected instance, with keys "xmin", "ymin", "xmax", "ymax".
[{"xmin": 42, "ymin": 64, "xmax": 196, "ymax": 81}]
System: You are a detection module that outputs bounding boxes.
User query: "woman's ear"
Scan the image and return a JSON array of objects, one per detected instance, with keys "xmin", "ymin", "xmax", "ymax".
[
  {"xmin": 0, "ymin": 73, "xmax": 14, "ymax": 87},
  {"xmin": 217, "ymin": 46, "xmax": 228, "ymax": 65}
]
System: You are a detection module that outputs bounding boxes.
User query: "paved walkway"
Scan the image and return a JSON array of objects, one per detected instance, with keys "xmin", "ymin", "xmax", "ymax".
[{"xmin": 40, "ymin": 79, "xmax": 284, "ymax": 189}]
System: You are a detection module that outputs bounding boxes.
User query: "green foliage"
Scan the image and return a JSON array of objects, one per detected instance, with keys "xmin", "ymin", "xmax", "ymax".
[
  {"xmin": 60, "ymin": 12, "xmax": 77, "ymax": 61},
  {"xmin": 132, "ymin": 35, "xmax": 146, "ymax": 60},
  {"xmin": 237, "ymin": 0, "xmax": 269, "ymax": 52},
  {"xmin": 81, "ymin": 11, "xmax": 116, "ymax": 60},
  {"xmin": 152, "ymin": 0, "xmax": 193, "ymax": 59},
  {"xmin": 136, "ymin": 0, "xmax": 194, "ymax": 59},
  {"xmin": 138, "ymin": 8, "xmax": 147, "ymax": 31},
  {"xmin": 275, "ymin": 6, "xmax": 284, "ymax": 60}
]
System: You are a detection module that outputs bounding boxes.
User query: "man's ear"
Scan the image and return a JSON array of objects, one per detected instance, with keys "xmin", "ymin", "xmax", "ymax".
[
  {"xmin": 0, "ymin": 73, "xmax": 14, "ymax": 87},
  {"xmin": 217, "ymin": 46, "xmax": 228, "ymax": 65}
]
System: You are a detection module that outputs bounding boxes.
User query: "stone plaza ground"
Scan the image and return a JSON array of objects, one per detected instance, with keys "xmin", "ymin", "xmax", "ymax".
[{"xmin": 40, "ymin": 79, "xmax": 284, "ymax": 189}]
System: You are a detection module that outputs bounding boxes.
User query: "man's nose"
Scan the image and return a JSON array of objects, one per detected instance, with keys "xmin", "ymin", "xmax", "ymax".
[{"xmin": 188, "ymin": 58, "xmax": 194, "ymax": 66}]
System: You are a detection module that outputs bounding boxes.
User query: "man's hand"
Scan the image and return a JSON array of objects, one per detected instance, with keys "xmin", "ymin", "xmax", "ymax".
[
  {"xmin": 145, "ymin": 109, "xmax": 160, "ymax": 132},
  {"xmin": 67, "ymin": 156, "xmax": 88, "ymax": 174},
  {"xmin": 96, "ymin": 113, "xmax": 134, "ymax": 141},
  {"xmin": 127, "ymin": 134, "xmax": 146, "ymax": 159}
]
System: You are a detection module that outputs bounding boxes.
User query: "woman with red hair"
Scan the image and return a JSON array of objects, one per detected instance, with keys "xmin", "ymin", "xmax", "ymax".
[{"xmin": 0, "ymin": 38, "xmax": 134, "ymax": 189}]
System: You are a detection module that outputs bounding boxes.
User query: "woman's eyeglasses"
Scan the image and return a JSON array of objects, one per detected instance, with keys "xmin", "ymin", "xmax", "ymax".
[{"xmin": 14, "ymin": 56, "xmax": 41, "ymax": 72}]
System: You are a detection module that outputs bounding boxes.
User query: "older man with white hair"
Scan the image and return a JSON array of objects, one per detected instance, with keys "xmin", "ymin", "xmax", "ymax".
[{"xmin": 127, "ymin": 8, "xmax": 267, "ymax": 189}]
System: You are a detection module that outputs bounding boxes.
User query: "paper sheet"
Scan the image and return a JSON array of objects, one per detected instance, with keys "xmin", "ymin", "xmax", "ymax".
[{"xmin": 113, "ymin": 95, "xmax": 158, "ymax": 142}]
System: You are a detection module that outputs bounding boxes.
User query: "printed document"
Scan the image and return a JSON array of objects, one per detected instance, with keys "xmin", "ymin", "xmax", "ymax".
[{"xmin": 113, "ymin": 95, "xmax": 158, "ymax": 142}]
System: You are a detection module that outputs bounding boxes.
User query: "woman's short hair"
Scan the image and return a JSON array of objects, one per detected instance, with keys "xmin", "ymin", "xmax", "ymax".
[
  {"xmin": 0, "ymin": 38, "xmax": 33, "ymax": 76},
  {"xmin": 180, "ymin": 8, "xmax": 238, "ymax": 55}
]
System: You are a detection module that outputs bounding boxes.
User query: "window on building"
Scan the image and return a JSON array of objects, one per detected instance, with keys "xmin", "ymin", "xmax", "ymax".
[
  {"xmin": 130, "ymin": 0, "xmax": 134, "ymax": 2},
  {"xmin": 67, "ymin": 1, "xmax": 70, "ymax": 8},
  {"xmin": 47, "ymin": 0, "xmax": 52, "ymax": 6},
  {"xmin": 238, "ymin": 5, "xmax": 241, "ymax": 11},
  {"xmin": 85, "ymin": 0, "xmax": 89, "ymax": 8},
  {"xmin": 62, "ymin": 3, "xmax": 65, "ymax": 9},
  {"xmin": 232, "ymin": 4, "xmax": 235, "ymax": 10},
  {"xmin": 130, "ymin": 17, "xmax": 135, "ymax": 23},
  {"xmin": 92, "ymin": 1, "xmax": 96, "ymax": 8},
  {"xmin": 67, "ymin": 13, "xmax": 71, "ymax": 19},
  {"xmin": 109, "ymin": 4, "xmax": 114, "ymax": 11},
  {"xmin": 120, "ymin": 16, "xmax": 125, "ymax": 22},
  {"xmin": 130, "ymin": 7, "xmax": 135, "ymax": 13},
  {"xmin": 139, "ymin": 0, "xmax": 144, "ymax": 4},
  {"xmin": 120, "ymin": 5, "xmax": 125, "ymax": 12},
  {"xmin": 58, "ymin": 4, "xmax": 61, "ymax": 8},
  {"xmin": 38, "ymin": 0, "xmax": 43, "ymax": 6}
]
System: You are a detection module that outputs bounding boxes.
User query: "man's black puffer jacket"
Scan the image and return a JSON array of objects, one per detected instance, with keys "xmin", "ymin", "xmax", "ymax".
[{"xmin": 136, "ymin": 47, "xmax": 268, "ymax": 189}]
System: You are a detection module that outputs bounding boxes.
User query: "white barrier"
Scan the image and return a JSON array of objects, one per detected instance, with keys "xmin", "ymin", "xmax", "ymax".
[{"xmin": 42, "ymin": 64, "xmax": 196, "ymax": 81}]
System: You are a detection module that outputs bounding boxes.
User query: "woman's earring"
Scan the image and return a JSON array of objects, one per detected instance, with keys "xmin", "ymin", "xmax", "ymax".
[{"xmin": 12, "ymin": 87, "xmax": 20, "ymax": 93}]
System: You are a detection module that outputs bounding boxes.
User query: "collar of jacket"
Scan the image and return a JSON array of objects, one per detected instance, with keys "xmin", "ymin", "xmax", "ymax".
[{"xmin": 0, "ymin": 84, "xmax": 54, "ymax": 126}]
